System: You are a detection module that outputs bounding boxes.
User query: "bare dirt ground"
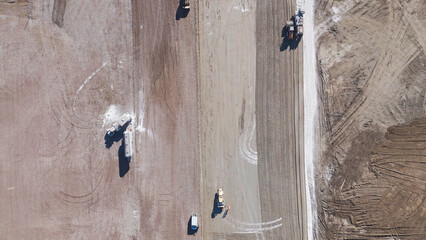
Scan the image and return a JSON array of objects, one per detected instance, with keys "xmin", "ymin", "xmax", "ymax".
[
  {"xmin": 256, "ymin": 0, "xmax": 306, "ymax": 239},
  {"xmin": 130, "ymin": 0, "xmax": 200, "ymax": 239},
  {"xmin": 1, "ymin": 0, "xmax": 308, "ymax": 239},
  {"xmin": 315, "ymin": 0, "xmax": 426, "ymax": 239},
  {"xmin": 0, "ymin": 0, "xmax": 200, "ymax": 239},
  {"xmin": 198, "ymin": 0, "xmax": 307, "ymax": 239},
  {"xmin": 198, "ymin": 0, "xmax": 263, "ymax": 239}
]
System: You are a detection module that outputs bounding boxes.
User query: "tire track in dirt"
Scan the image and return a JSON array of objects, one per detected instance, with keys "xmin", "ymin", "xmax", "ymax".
[
  {"xmin": 130, "ymin": 0, "xmax": 200, "ymax": 239},
  {"xmin": 316, "ymin": 0, "xmax": 426, "ymax": 238},
  {"xmin": 256, "ymin": 0, "xmax": 306, "ymax": 239}
]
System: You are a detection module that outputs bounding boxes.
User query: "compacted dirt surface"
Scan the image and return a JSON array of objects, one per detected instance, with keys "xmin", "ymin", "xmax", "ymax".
[
  {"xmin": 0, "ymin": 0, "xmax": 307, "ymax": 239},
  {"xmin": 199, "ymin": 0, "xmax": 306, "ymax": 239},
  {"xmin": 198, "ymin": 0, "xmax": 262, "ymax": 239},
  {"xmin": 1, "ymin": 0, "xmax": 200, "ymax": 239},
  {"xmin": 256, "ymin": 0, "xmax": 306, "ymax": 239},
  {"xmin": 315, "ymin": 0, "xmax": 426, "ymax": 239}
]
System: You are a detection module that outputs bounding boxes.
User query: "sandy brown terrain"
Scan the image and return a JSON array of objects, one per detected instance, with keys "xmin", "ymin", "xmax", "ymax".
[
  {"xmin": 198, "ymin": 0, "xmax": 307, "ymax": 239},
  {"xmin": 315, "ymin": 0, "xmax": 426, "ymax": 239},
  {"xmin": 1, "ymin": 0, "xmax": 200, "ymax": 239},
  {"xmin": 130, "ymin": 0, "xmax": 201, "ymax": 239},
  {"xmin": 256, "ymin": 0, "xmax": 306, "ymax": 239},
  {"xmin": 198, "ymin": 0, "xmax": 262, "ymax": 239},
  {"xmin": 0, "ymin": 0, "xmax": 309, "ymax": 239}
]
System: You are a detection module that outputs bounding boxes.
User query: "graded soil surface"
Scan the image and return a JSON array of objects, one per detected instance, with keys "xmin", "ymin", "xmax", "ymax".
[
  {"xmin": 0, "ymin": 0, "xmax": 307, "ymax": 239},
  {"xmin": 1, "ymin": 0, "xmax": 200, "ymax": 239},
  {"xmin": 315, "ymin": 0, "xmax": 426, "ymax": 238},
  {"xmin": 256, "ymin": 0, "xmax": 306, "ymax": 239},
  {"xmin": 198, "ymin": 0, "xmax": 262, "ymax": 239}
]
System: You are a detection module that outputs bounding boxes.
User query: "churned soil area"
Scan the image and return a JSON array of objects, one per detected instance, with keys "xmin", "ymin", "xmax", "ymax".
[{"xmin": 314, "ymin": 0, "xmax": 426, "ymax": 239}]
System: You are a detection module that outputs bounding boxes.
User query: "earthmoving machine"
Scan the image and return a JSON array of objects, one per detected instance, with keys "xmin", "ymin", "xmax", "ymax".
[
  {"xmin": 285, "ymin": 9, "xmax": 304, "ymax": 40},
  {"xmin": 107, "ymin": 113, "xmax": 131, "ymax": 137},
  {"xmin": 182, "ymin": 0, "xmax": 190, "ymax": 9},
  {"xmin": 286, "ymin": 20, "xmax": 295, "ymax": 40},
  {"xmin": 124, "ymin": 128, "xmax": 134, "ymax": 159},
  {"xmin": 217, "ymin": 188, "xmax": 225, "ymax": 208},
  {"xmin": 191, "ymin": 213, "xmax": 199, "ymax": 231}
]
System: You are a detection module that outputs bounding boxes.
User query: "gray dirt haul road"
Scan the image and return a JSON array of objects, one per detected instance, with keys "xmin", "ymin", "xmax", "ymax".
[
  {"xmin": 199, "ymin": 0, "xmax": 306, "ymax": 239},
  {"xmin": 256, "ymin": 0, "xmax": 306, "ymax": 240},
  {"xmin": 131, "ymin": 0, "xmax": 201, "ymax": 239}
]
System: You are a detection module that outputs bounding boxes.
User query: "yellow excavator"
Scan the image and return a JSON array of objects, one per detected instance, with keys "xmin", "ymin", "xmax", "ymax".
[
  {"xmin": 217, "ymin": 188, "xmax": 225, "ymax": 208},
  {"xmin": 182, "ymin": 0, "xmax": 190, "ymax": 9}
]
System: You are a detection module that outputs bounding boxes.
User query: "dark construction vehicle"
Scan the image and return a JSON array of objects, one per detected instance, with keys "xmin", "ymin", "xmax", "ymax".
[
  {"xmin": 182, "ymin": 0, "xmax": 190, "ymax": 9},
  {"xmin": 286, "ymin": 9, "xmax": 304, "ymax": 40}
]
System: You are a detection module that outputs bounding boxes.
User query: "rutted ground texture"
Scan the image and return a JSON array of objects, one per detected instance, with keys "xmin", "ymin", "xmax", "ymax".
[{"xmin": 315, "ymin": 0, "xmax": 426, "ymax": 239}]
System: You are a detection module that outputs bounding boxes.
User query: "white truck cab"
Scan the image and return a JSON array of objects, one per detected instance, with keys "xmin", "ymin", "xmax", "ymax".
[
  {"xmin": 107, "ymin": 113, "xmax": 132, "ymax": 136},
  {"xmin": 191, "ymin": 214, "xmax": 199, "ymax": 230}
]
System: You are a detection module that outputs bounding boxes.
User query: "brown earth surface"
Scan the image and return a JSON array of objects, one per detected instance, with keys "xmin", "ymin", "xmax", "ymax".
[
  {"xmin": 0, "ymin": 0, "xmax": 200, "ymax": 239},
  {"xmin": 256, "ymin": 0, "xmax": 306, "ymax": 239},
  {"xmin": 1, "ymin": 0, "xmax": 310, "ymax": 239},
  {"xmin": 315, "ymin": 0, "xmax": 426, "ymax": 239}
]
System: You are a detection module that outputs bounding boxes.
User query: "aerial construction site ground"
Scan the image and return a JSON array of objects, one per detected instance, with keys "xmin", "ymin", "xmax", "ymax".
[{"xmin": 0, "ymin": 0, "xmax": 424, "ymax": 240}]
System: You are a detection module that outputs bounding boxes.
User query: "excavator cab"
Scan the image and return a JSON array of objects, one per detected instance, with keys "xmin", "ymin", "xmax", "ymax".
[
  {"xmin": 286, "ymin": 21, "xmax": 294, "ymax": 40},
  {"xmin": 182, "ymin": 0, "xmax": 190, "ymax": 9},
  {"xmin": 217, "ymin": 188, "xmax": 225, "ymax": 208}
]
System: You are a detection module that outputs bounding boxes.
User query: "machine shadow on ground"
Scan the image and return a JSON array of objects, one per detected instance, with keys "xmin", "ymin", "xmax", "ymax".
[
  {"xmin": 104, "ymin": 122, "xmax": 130, "ymax": 148},
  {"xmin": 211, "ymin": 193, "xmax": 223, "ymax": 218},
  {"xmin": 176, "ymin": 0, "xmax": 190, "ymax": 20},
  {"xmin": 104, "ymin": 123, "xmax": 130, "ymax": 177},
  {"xmin": 187, "ymin": 217, "xmax": 198, "ymax": 235},
  {"xmin": 118, "ymin": 144, "xmax": 130, "ymax": 177},
  {"xmin": 280, "ymin": 26, "xmax": 302, "ymax": 51}
]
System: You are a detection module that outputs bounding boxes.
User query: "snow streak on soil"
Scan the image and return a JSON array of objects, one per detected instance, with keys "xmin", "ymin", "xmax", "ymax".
[{"xmin": 299, "ymin": 0, "xmax": 318, "ymax": 239}]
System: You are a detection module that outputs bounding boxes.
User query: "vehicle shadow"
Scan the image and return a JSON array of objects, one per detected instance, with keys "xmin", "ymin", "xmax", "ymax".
[
  {"xmin": 104, "ymin": 122, "xmax": 130, "ymax": 148},
  {"xmin": 211, "ymin": 193, "xmax": 223, "ymax": 218},
  {"xmin": 118, "ymin": 144, "xmax": 130, "ymax": 178},
  {"xmin": 280, "ymin": 26, "xmax": 302, "ymax": 51},
  {"xmin": 176, "ymin": 0, "xmax": 190, "ymax": 20},
  {"xmin": 187, "ymin": 216, "xmax": 198, "ymax": 235},
  {"xmin": 104, "ymin": 122, "xmax": 130, "ymax": 177}
]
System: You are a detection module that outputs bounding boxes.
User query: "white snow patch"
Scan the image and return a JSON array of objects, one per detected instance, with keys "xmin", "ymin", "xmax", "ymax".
[
  {"xmin": 332, "ymin": 6, "xmax": 339, "ymax": 14},
  {"xmin": 118, "ymin": 59, "xmax": 125, "ymax": 69},
  {"xmin": 135, "ymin": 90, "xmax": 153, "ymax": 138},
  {"xmin": 102, "ymin": 105, "xmax": 121, "ymax": 127},
  {"xmin": 298, "ymin": 0, "xmax": 319, "ymax": 239},
  {"xmin": 76, "ymin": 62, "xmax": 108, "ymax": 96},
  {"xmin": 7, "ymin": 186, "xmax": 15, "ymax": 190},
  {"xmin": 73, "ymin": 62, "xmax": 108, "ymax": 121},
  {"xmin": 233, "ymin": 5, "xmax": 249, "ymax": 13},
  {"xmin": 136, "ymin": 125, "xmax": 145, "ymax": 133},
  {"xmin": 315, "ymin": 0, "xmax": 356, "ymax": 38},
  {"xmin": 332, "ymin": 15, "xmax": 342, "ymax": 23},
  {"xmin": 323, "ymin": 165, "xmax": 333, "ymax": 182}
]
